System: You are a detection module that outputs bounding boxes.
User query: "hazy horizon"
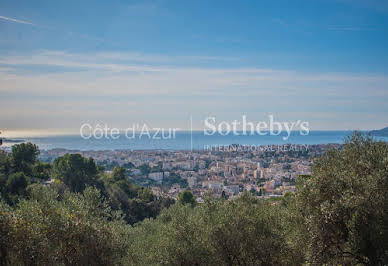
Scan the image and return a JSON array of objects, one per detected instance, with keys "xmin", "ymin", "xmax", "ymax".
[{"xmin": 1, "ymin": 127, "xmax": 384, "ymax": 139}]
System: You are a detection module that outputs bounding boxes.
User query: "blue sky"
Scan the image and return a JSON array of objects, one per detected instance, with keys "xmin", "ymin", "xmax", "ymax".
[{"xmin": 0, "ymin": 0, "xmax": 388, "ymax": 134}]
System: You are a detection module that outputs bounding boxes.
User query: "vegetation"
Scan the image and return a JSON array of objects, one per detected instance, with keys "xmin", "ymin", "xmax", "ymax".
[
  {"xmin": 0, "ymin": 133, "xmax": 387, "ymax": 265},
  {"xmin": 53, "ymin": 153, "xmax": 101, "ymax": 193},
  {"xmin": 295, "ymin": 133, "xmax": 388, "ymax": 265},
  {"xmin": 177, "ymin": 190, "xmax": 196, "ymax": 206},
  {"xmin": 0, "ymin": 186, "xmax": 130, "ymax": 265},
  {"xmin": 127, "ymin": 193, "xmax": 301, "ymax": 265}
]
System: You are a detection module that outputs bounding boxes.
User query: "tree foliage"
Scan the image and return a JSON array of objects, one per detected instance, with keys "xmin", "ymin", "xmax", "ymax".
[
  {"xmin": 296, "ymin": 133, "xmax": 388, "ymax": 265},
  {"xmin": 0, "ymin": 186, "xmax": 130, "ymax": 265},
  {"xmin": 112, "ymin": 166, "xmax": 126, "ymax": 182},
  {"xmin": 178, "ymin": 190, "xmax": 196, "ymax": 206},
  {"xmin": 11, "ymin": 143, "xmax": 39, "ymax": 175},
  {"xmin": 53, "ymin": 153, "xmax": 100, "ymax": 193},
  {"xmin": 0, "ymin": 144, "xmax": 44, "ymax": 204},
  {"xmin": 127, "ymin": 193, "xmax": 302, "ymax": 265}
]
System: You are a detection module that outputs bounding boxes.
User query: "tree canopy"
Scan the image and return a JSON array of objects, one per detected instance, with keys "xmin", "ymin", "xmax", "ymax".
[
  {"xmin": 295, "ymin": 133, "xmax": 388, "ymax": 265},
  {"xmin": 178, "ymin": 190, "xmax": 196, "ymax": 206},
  {"xmin": 53, "ymin": 153, "xmax": 100, "ymax": 193}
]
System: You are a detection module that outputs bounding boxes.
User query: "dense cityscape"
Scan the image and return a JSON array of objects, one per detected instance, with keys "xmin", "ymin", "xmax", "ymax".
[{"xmin": 40, "ymin": 143, "xmax": 340, "ymax": 201}]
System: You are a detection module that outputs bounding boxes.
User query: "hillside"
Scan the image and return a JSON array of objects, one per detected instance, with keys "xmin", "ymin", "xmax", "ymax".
[{"xmin": 370, "ymin": 126, "xmax": 388, "ymax": 136}]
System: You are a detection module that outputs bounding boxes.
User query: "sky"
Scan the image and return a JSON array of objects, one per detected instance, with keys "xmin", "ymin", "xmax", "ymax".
[{"xmin": 0, "ymin": 0, "xmax": 388, "ymax": 135}]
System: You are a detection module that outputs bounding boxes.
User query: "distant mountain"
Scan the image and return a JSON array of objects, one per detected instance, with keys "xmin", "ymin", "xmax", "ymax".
[{"xmin": 369, "ymin": 126, "xmax": 388, "ymax": 137}]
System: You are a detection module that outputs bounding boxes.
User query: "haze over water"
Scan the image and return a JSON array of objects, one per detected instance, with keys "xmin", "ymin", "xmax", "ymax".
[{"xmin": 2, "ymin": 131, "xmax": 387, "ymax": 151}]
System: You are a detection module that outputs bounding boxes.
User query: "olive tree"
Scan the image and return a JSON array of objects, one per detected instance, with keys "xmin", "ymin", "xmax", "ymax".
[{"xmin": 296, "ymin": 133, "xmax": 388, "ymax": 265}]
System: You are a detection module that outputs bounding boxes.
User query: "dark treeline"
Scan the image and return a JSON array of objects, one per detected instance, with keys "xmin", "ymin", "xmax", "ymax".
[
  {"xmin": 0, "ymin": 143, "xmax": 174, "ymax": 226},
  {"xmin": 0, "ymin": 133, "xmax": 387, "ymax": 265}
]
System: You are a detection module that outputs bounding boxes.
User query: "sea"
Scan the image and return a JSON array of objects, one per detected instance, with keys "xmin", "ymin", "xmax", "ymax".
[{"xmin": 2, "ymin": 131, "xmax": 388, "ymax": 151}]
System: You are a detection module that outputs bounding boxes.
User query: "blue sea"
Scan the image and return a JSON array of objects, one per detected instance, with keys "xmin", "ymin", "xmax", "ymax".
[{"xmin": 3, "ymin": 131, "xmax": 388, "ymax": 151}]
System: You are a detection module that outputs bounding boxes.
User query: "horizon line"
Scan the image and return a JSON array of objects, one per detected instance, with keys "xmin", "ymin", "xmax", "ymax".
[{"xmin": 0, "ymin": 128, "xmax": 381, "ymax": 138}]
